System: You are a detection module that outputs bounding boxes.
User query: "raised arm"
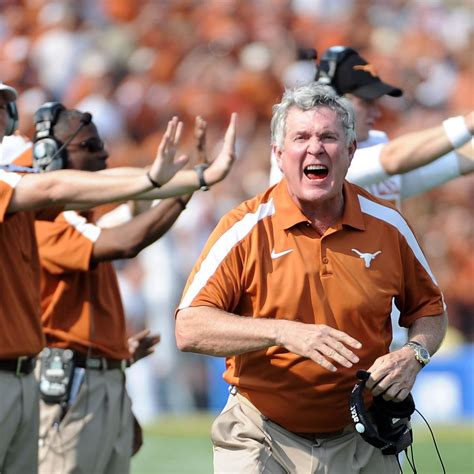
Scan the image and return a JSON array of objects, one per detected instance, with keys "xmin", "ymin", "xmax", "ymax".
[
  {"xmin": 90, "ymin": 115, "xmax": 210, "ymax": 261},
  {"xmin": 379, "ymin": 111, "xmax": 473, "ymax": 175},
  {"xmin": 138, "ymin": 112, "xmax": 236, "ymax": 198},
  {"xmin": 456, "ymin": 139, "xmax": 474, "ymax": 175},
  {"xmin": 7, "ymin": 116, "xmax": 190, "ymax": 213},
  {"xmin": 109, "ymin": 113, "xmax": 237, "ymax": 199},
  {"xmin": 91, "ymin": 196, "xmax": 190, "ymax": 262},
  {"xmin": 8, "ymin": 170, "xmax": 154, "ymax": 213}
]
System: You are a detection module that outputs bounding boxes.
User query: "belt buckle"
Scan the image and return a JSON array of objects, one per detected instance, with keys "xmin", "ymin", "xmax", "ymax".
[
  {"xmin": 86, "ymin": 358, "xmax": 103, "ymax": 370},
  {"xmin": 16, "ymin": 356, "xmax": 27, "ymax": 376},
  {"xmin": 120, "ymin": 360, "xmax": 128, "ymax": 371}
]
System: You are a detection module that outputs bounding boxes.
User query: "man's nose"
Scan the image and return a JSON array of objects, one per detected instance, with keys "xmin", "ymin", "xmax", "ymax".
[{"xmin": 307, "ymin": 137, "xmax": 323, "ymax": 155}]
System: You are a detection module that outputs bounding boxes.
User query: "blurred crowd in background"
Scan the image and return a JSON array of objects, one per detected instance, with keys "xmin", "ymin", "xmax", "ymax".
[{"xmin": 0, "ymin": 0, "xmax": 472, "ymax": 422}]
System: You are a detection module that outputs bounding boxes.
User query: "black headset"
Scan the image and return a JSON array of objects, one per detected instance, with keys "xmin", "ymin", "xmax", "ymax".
[
  {"xmin": 316, "ymin": 45, "xmax": 356, "ymax": 85},
  {"xmin": 33, "ymin": 102, "xmax": 92, "ymax": 172},
  {"xmin": 349, "ymin": 370, "xmax": 415, "ymax": 455},
  {"xmin": 33, "ymin": 102, "xmax": 67, "ymax": 172},
  {"xmin": 5, "ymin": 101, "xmax": 19, "ymax": 136}
]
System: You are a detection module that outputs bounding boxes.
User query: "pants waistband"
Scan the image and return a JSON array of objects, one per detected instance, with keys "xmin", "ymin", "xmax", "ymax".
[
  {"xmin": 233, "ymin": 387, "xmax": 353, "ymax": 440},
  {"xmin": 291, "ymin": 425, "xmax": 354, "ymax": 441},
  {"xmin": 73, "ymin": 353, "xmax": 130, "ymax": 371},
  {"xmin": 0, "ymin": 356, "xmax": 36, "ymax": 375}
]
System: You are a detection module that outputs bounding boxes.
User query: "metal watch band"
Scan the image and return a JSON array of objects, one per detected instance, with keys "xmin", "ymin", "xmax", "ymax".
[
  {"xmin": 404, "ymin": 341, "xmax": 430, "ymax": 367},
  {"xmin": 194, "ymin": 163, "xmax": 210, "ymax": 191}
]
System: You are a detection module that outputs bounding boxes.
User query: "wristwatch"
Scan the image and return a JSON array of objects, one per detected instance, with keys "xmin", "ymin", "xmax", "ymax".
[
  {"xmin": 404, "ymin": 341, "xmax": 430, "ymax": 367},
  {"xmin": 194, "ymin": 163, "xmax": 210, "ymax": 191}
]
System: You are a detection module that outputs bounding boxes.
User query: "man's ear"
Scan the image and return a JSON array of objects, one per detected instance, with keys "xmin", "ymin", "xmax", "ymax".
[
  {"xmin": 348, "ymin": 139, "xmax": 357, "ymax": 164},
  {"xmin": 273, "ymin": 144, "xmax": 284, "ymax": 171}
]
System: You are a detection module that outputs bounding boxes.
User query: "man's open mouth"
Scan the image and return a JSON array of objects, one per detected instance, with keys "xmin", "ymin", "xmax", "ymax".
[{"xmin": 304, "ymin": 164, "xmax": 328, "ymax": 180}]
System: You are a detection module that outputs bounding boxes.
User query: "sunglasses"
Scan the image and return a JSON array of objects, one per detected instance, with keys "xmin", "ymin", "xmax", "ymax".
[{"xmin": 67, "ymin": 137, "xmax": 105, "ymax": 153}]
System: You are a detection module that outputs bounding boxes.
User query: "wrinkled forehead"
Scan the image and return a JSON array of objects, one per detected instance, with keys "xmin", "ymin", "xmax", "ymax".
[{"xmin": 285, "ymin": 106, "xmax": 341, "ymax": 134}]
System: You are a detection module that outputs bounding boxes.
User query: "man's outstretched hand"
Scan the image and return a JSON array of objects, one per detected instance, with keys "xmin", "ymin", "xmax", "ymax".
[
  {"xmin": 203, "ymin": 113, "xmax": 237, "ymax": 186},
  {"xmin": 148, "ymin": 116, "xmax": 189, "ymax": 187},
  {"xmin": 128, "ymin": 329, "xmax": 161, "ymax": 363}
]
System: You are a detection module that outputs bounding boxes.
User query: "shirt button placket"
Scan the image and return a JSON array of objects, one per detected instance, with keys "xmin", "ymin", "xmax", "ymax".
[{"xmin": 321, "ymin": 240, "xmax": 330, "ymax": 275}]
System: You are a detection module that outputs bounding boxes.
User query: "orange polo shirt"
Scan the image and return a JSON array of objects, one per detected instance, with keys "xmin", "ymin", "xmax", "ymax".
[
  {"xmin": 178, "ymin": 179, "xmax": 444, "ymax": 433},
  {"xmin": 35, "ymin": 211, "xmax": 130, "ymax": 359},
  {"xmin": 0, "ymin": 170, "xmax": 45, "ymax": 358}
]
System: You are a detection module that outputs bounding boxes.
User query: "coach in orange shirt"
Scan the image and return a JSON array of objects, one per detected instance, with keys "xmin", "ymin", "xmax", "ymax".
[
  {"xmin": 31, "ymin": 104, "xmax": 237, "ymax": 474},
  {"xmin": 0, "ymin": 83, "xmax": 194, "ymax": 474},
  {"xmin": 176, "ymin": 83, "xmax": 447, "ymax": 473},
  {"xmin": 0, "ymin": 82, "xmax": 236, "ymax": 473}
]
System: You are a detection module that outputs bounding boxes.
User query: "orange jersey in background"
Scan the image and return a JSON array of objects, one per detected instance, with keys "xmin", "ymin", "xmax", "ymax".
[
  {"xmin": 0, "ymin": 171, "xmax": 44, "ymax": 358},
  {"xmin": 35, "ymin": 211, "xmax": 129, "ymax": 359}
]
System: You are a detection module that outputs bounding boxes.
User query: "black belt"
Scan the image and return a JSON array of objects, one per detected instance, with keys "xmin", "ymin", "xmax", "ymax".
[
  {"xmin": 292, "ymin": 428, "xmax": 346, "ymax": 441},
  {"xmin": 73, "ymin": 353, "xmax": 129, "ymax": 371},
  {"xmin": 0, "ymin": 356, "xmax": 36, "ymax": 375}
]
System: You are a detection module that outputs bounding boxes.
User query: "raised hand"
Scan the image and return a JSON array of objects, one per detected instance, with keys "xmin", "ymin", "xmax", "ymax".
[
  {"xmin": 203, "ymin": 113, "xmax": 237, "ymax": 186},
  {"xmin": 128, "ymin": 329, "xmax": 161, "ymax": 363},
  {"xmin": 148, "ymin": 117, "xmax": 189, "ymax": 187},
  {"xmin": 194, "ymin": 115, "xmax": 208, "ymax": 165}
]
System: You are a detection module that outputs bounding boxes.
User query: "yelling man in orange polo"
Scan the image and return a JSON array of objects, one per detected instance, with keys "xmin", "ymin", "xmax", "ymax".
[{"xmin": 176, "ymin": 83, "xmax": 447, "ymax": 473}]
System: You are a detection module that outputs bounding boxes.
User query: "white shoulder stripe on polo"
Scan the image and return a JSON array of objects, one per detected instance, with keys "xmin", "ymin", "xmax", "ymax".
[
  {"xmin": 358, "ymin": 195, "xmax": 438, "ymax": 285},
  {"xmin": 179, "ymin": 199, "xmax": 276, "ymax": 309},
  {"xmin": 62, "ymin": 211, "xmax": 101, "ymax": 242},
  {"xmin": 0, "ymin": 169, "xmax": 22, "ymax": 188}
]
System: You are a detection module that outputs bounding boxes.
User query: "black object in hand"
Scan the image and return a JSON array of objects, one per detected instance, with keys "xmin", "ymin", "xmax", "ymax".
[{"xmin": 356, "ymin": 370, "xmax": 370, "ymax": 381}]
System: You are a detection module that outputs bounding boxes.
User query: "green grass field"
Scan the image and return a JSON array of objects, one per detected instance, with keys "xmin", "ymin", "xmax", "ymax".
[{"xmin": 131, "ymin": 414, "xmax": 474, "ymax": 474}]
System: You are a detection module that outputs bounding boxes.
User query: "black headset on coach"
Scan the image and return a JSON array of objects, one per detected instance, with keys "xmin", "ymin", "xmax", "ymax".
[
  {"xmin": 4, "ymin": 99, "xmax": 19, "ymax": 136},
  {"xmin": 33, "ymin": 102, "xmax": 92, "ymax": 172}
]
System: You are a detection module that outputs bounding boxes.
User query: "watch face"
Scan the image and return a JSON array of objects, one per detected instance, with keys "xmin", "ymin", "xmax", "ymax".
[
  {"xmin": 419, "ymin": 348, "xmax": 430, "ymax": 361},
  {"xmin": 406, "ymin": 342, "xmax": 430, "ymax": 366}
]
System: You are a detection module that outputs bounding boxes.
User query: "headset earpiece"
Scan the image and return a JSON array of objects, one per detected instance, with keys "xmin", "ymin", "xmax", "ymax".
[
  {"xmin": 4, "ymin": 102, "xmax": 19, "ymax": 136},
  {"xmin": 350, "ymin": 380, "xmax": 386, "ymax": 447},
  {"xmin": 316, "ymin": 46, "xmax": 356, "ymax": 89},
  {"xmin": 33, "ymin": 102, "xmax": 67, "ymax": 172},
  {"xmin": 349, "ymin": 375, "xmax": 415, "ymax": 455},
  {"xmin": 373, "ymin": 393, "xmax": 415, "ymax": 419}
]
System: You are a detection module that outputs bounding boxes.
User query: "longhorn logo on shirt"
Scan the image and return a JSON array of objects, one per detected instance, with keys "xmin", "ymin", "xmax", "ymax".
[
  {"xmin": 353, "ymin": 64, "xmax": 379, "ymax": 78},
  {"xmin": 351, "ymin": 249, "xmax": 382, "ymax": 268}
]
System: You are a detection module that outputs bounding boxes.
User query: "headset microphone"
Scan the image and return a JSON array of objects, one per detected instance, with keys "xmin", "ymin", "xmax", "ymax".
[
  {"xmin": 33, "ymin": 105, "xmax": 93, "ymax": 172},
  {"xmin": 79, "ymin": 112, "xmax": 92, "ymax": 125}
]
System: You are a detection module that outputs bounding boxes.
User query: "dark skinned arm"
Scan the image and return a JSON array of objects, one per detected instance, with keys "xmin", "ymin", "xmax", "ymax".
[
  {"xmin": 91, "ymin": 195, "xmax": 191, "ymax": 263},
  {"xmin": 91, "ymin": 115, "xmax": 210, "ymax": 262}
]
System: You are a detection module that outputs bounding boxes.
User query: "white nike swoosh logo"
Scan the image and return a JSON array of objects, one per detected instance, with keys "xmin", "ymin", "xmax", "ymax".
[{"xmin": 271, "ymin": 249, "xmax": 293, "ymax": 259}]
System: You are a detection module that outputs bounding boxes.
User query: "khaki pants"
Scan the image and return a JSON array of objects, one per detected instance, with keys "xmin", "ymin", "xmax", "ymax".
[
  {"xmin": 212, "ymin": 393, "xmax": 400, "ymax": 474},
  {"xmin": 38, "ymin": 368, "xmax": 133, "ymax": 474},
  {"xmin": 0, "ymin": 371, "xmax": 39, "ymax": 474}
]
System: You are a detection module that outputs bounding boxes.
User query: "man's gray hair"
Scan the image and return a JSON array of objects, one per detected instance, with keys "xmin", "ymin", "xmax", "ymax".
[{"xmin": 270, "ymin": 82, "xmax": 356, "ymax": 149}]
